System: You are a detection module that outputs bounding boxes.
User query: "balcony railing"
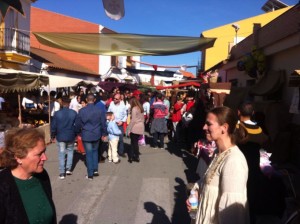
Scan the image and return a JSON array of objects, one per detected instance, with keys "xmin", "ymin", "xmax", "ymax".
[{"xmin": 0, "ymin": 28, "xmax": 30, "ymax": 56}]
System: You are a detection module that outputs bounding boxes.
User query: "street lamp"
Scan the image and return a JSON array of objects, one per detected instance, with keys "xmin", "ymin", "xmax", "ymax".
[{"xmin": 232, "ymin": 23, "xmax": 240, "ymax": 46}]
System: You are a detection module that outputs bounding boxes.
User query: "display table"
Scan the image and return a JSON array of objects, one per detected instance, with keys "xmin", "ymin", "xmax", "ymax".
[{"xmin": 36, "ymin": 124, "xmax": 51, "ymax": 144}]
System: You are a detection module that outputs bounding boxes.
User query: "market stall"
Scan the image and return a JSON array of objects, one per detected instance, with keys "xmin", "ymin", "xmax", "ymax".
[{"xmin": 0, "ymin": 68, "xmax": 50, "ymax": 143}]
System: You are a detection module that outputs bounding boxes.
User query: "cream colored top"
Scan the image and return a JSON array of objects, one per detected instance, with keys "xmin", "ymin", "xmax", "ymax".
[{"xmin": 193, "ymin": 145, "xmax": 250, "ymax": 224}]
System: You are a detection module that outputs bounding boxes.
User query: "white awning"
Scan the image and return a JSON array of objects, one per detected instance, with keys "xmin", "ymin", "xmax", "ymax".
[{"xmin": 45, "ymin": 74, "xmax": 98, "ymax": 88}]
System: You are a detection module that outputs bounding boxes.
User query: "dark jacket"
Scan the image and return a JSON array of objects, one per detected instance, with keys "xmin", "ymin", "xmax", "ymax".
[
  {"xmin": 51, "ymin": 107, "xmax": 77, "ymax": 142},
  {"xmin": 0, "ymin": 169, "xmax": 57, "ymax": 224},
  {"xmin": 75, "ymin": 103, "xmax": 107, "ymax": 142}
]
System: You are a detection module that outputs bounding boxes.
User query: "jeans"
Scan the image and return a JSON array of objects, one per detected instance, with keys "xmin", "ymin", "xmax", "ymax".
[
  {"xmin": 152, "ymin": 132, "xmax": 164, "ymax": 148},
  {"xmin": 117, "ymin": 125, "xmax": 125, "ymax": 154},
  {"xmin": 83, "ymin": 140, "xmax": 100, "ymax": 177},
  {"xmin": 57, "ymin": 141, "xmax": 74, "ymax": 174}
]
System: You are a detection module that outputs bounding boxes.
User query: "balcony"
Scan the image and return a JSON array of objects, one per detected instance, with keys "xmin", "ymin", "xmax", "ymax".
[{"xmin": 0, "ymin": 28, "xmax": 31, "ymax": 63}]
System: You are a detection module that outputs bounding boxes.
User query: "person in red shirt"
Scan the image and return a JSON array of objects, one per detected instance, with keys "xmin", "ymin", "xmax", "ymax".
[{"xmin": 171, "ymin": 93, "xmax": 185, "ymax": 142}]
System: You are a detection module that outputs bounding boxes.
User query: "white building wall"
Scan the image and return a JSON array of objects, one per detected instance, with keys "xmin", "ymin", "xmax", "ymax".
[{"xmin": 99, "ymin": 55, "xmax": 111, "ymax": 75}]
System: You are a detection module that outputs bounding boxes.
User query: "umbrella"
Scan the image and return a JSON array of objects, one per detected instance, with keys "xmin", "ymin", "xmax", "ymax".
[{"xmin": 98, "ymin": 81, "xmax": 137, "ymax": 92}]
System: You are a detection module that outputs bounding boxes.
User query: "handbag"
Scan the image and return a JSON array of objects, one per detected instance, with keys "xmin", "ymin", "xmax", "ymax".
[{"xmin": 138, "ymin": 134, "xmax": 146, "ymax": 146}]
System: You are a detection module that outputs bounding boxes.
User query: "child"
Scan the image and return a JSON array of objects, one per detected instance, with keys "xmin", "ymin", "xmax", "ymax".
[{"xmin": 106, "ymin": 112, "xmax": 122, "ymax": 164}]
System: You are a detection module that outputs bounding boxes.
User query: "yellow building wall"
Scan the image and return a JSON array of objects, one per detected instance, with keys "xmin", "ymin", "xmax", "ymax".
[{"xmin": 201, "ymin": 7, "xmax": 291, "ymax": 71}]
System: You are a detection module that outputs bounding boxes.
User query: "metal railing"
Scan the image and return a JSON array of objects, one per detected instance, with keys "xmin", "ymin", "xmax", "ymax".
[{"xmin": 0, "ymin": 28, "xmax": 30, "ymax": 56}]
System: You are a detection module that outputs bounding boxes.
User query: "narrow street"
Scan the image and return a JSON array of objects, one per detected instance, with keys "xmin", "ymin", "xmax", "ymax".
[{"xmin": 45, "ymin": 135, "xmax": 199, "ymax": 224}]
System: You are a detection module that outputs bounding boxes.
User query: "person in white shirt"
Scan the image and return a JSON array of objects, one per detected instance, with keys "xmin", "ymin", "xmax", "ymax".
[
  {"xmin": 21, "ymin": 93, "xmax": 37, "ymax": 109},
  {"xmin": 69, "ymin": 92, "xmax": 80, "ymax": 113},
  {"xmin": 107, "ymin": 93, "xmax": 127, "ymax": 157}
]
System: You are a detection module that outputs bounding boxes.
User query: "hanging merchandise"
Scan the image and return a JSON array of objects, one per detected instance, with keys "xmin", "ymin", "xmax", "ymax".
[{"xmin": 236, "ymin": 46, "xmax": 266, "ymax": 79}]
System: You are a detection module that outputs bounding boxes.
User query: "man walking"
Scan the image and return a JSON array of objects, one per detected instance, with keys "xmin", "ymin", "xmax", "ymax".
[
  {"xmin": 107, "ymin": 93, "xmax": 127, "ymax": 157},
  {"xmin": 96, "ymin": 94, "xmax": 108, "ymax": 162},
  {"xmin": 75, "ymin": 94, "xmax": 107, "ymax": 180},
  {"xmin": 51, "ymin": 97, "xmax": 77, "ymax": 180}
]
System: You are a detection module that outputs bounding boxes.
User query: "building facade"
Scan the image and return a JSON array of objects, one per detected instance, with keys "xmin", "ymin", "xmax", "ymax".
[
  {"xmin": 0, "ymin": 0, "xmax": 35, "ymax": 70},
  {"xmin": 200, "ymin": 7, "xmax": 291, "ymax": 72}
]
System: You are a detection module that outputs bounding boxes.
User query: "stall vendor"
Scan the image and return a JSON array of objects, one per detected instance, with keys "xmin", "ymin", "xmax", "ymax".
[{"xmin": 22, "ymin": 93, "xmax": 37, "ymax": 110}]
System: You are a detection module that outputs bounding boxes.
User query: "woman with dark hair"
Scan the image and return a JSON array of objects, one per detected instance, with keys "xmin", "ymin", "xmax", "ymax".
[
  {"xmin": 0, "ymin": 128, "xmax": 56, "ymax": 224},
  {"xmin": 187, "ymin": 106, "xmax": 249, "ymax": 224},
  {"xmin": 127, "ymin": 97, "xmax": 144, "ymax": 163}
]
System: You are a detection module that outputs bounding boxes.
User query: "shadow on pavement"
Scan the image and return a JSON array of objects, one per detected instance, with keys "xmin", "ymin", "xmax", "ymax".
[
  {"xmin": 72, "ymin": 152, "xmax": 86, "ymax": 171},
  {"xmin": 144, "ymin": 201, "xmax": 171, "ymax": 224},
  {"xmin": 166, "ymin": 141, "xmax": 199, "ymax": 184},
  {"xmin": 59, "ymin": 213, "xmax": 78, "ymax": 224},
  {"xmin": 170, "ymin": 177, "xmax": 191, "ymax": 224}
]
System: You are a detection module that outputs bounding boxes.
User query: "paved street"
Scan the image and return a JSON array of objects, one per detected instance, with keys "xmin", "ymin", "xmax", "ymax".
[{"xmin": 45, "ymin": 135, "xmax": 199, "ymax": 224}]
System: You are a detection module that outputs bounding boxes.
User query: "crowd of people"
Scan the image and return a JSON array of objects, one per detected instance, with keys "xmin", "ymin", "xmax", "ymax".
[{"xmin": 0, "ymin": 85, "xmax": 288, "ymax": 223}]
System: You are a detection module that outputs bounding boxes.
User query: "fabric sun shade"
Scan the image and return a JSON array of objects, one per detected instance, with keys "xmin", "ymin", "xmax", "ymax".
[
  {"xmin": 33, "ymin": 32, "xmax": 216, "ymax": 56},
  {"xmin": 0, "ymin": 69, "xmax": 49, "ymax": 93}
]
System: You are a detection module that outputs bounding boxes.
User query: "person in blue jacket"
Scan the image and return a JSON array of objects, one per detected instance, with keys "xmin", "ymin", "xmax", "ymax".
[
  {"xmin": 75, "ymin": 94, "xmax": 107, "ymax": 180},
  {"xmin": 106, "ymin": 112, "xmax": 122, "ymax": 163},
  {"xmin": 51, "ymin": 97, "xmax": 77, "ymax": 179}
]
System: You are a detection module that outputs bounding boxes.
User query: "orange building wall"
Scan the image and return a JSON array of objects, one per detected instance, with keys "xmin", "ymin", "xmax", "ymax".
[{"xmin": 30, "ymin": 7, "xmax": 99, "ymax": 74}]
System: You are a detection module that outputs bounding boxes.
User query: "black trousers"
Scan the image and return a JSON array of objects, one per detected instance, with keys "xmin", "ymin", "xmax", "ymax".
[
  {"xmin": 129, "ymin": 133, "xmax": 140, "ymax": 159},
  {"xmin": 152, "ymin": 132, "xmax": 164, "ymax": 148}
]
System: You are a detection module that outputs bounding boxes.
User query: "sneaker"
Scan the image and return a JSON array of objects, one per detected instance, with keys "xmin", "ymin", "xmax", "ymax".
[
  {"xmin": 108, "ymin": 159, "xmax": 112, "ymax": 163},
  {"xmin": 85, "ymin": 175, "xmax": 93, "ymax": 180},
  {"xmin": 66, "ymin": 170, "xmax": 72, "ymax": 175},
  {"xmin": 160, "ymin": 147, "xmax": 164, "ymax": 150},
  {"xmin": 113, "ymin": 160, "xmax": 121, "ymax": 164},
  {"xmin": 152, "ymin": 146, "xmax": 158, "ymax": 149},
  {"xmin": 59, "ymin": 174, "xmax": 65, "ymax": 180},
  {"xmin": 93, "ymin": 171, "xmax": 99, "ymax": 177}
]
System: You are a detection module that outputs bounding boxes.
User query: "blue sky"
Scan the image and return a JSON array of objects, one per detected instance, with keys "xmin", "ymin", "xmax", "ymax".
[{"xmin": 32, "ymin": 0, "xmax": 297, "ymax": 74}]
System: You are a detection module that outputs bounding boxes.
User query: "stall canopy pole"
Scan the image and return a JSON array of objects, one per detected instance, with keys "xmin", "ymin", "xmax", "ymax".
[
  {"xmin": 48, "ymin": 85, "xmax": 51, "ymax": 125},
  {"xmin": 18, "ymin": 94, "xmax": 22, "ymax": 126}
]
